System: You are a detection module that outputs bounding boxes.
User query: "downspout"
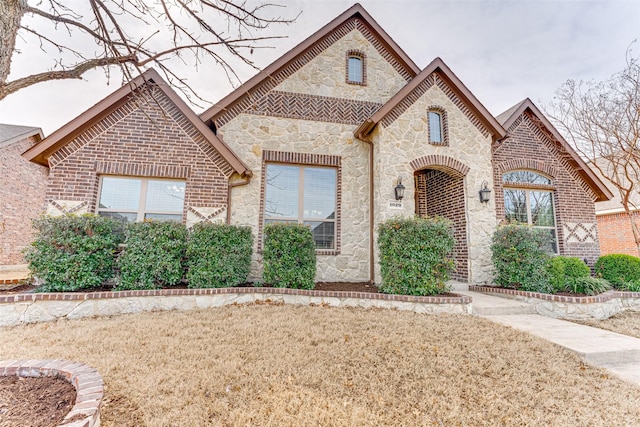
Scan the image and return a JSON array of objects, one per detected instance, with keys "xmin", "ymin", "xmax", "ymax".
[
  {"xmin": 227, "ymin": 173, "xmax": 252, "ymax": 224},
  {"xmin": 356, "ymin": 127, "xmax": 375, "ymax": 285},
  {"xmin": 368, "ymin": 139, "xmax": 375, "ymax": 285}
]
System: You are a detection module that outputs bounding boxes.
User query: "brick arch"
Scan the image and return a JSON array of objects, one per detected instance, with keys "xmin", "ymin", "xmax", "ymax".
[
  {"xmin": 410, "ymin": 155, "xmax": 470, "ymax": 178},
  {"xmin": 496, "ymin": 159, "xmax": 557, "ymax": 179}
]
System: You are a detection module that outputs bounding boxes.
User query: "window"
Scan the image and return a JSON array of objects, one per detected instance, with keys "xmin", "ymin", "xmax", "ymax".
[
  {"xmin": 503, "ymin": 171, "xmax": 557, "ymax": 253},
  {"xmin": 97, "ymin": 176, "xmax": 185, "ymax": 223},
  {"xmin": 428, "ymin": 111, "xmax": 443, "ymax": 143},
  {"xmin": 346, "ymin": 51, "xmax": 365, "ymax": 85},
  {"xmin": 264, "ymin": 164, "xmax": 336, "ymax": 250}
]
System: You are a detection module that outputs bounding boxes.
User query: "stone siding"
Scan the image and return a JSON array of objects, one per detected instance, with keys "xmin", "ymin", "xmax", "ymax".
[
  {"xmin": 219, "ymin": 25, "xmax": 411, "ymax": 282},
  {"xmin": 46, "ymin": 88, "xmax": 231, "ymax": 226},
  {"xmin": 0, "ymin": 136, "xmax": 48, "ymax": 265},
  {"xmin": 222, "ymin": 115, "xmax": 371, "ymax": 282},
  {"xmin": 494, "ymin": 111, "xmax": 601, "ymax": 264},
  {"xmin": 371, "ymin": 81, "xmax": 496, "ymax": 284}
]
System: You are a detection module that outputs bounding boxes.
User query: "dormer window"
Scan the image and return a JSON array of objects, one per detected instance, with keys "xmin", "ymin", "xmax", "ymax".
[
  {"xmin": 427, "ymin": 106, "xmax": 448, "ymax": 145},
  {"xmin": 346, "ymin": 50, "xmax": 366, "ymax": 85}
]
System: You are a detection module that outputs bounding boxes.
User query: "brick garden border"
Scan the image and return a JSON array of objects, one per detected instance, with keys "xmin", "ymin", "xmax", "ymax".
[
  {"xmin": 470, "ymin": 285, "xmax": 640, "ymax": 320},
  {"xmin": 0, "ymin": 359, "xmax": 103, "ymax": 427}
]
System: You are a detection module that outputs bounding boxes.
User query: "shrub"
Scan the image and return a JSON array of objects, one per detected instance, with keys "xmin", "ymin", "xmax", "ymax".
[
  {"xmin": 117, "ymin": 221, "xmax": 187, "ymax": 290},
  {"xmin": 546, "ymin": 257, "xmax": 566, "ymax": 294},
  {"xmin": 567, "ymin": 276, "xmax": 612, "ymax": 296},
  {"xmin": 377, "ymin": 216, "xmax": 455, "ymax": 296},
  {"xmin": 262, "ymin": 223, "xmax": 316, "ymax": 289},
  {"xmin": 25, "ymin": 214, "xmax": 122, "ymax": 292},
  {"xmin": 186, "ymin": 223, "xmax": 253, "ymax": 288},
  {"xmin": 595, "ymin": 254, "xmax": 640, "ymax": 288},
  {"xmin": 491, "ymin": 222, "xmax": 553, "ymax": 293},
  {"xmin": 561, "ymin": 257, "xmax": 590, "ymax": 280},
  {"xmin": 623, "ymin": 280, "xmax": 640, "ymax": 292}
]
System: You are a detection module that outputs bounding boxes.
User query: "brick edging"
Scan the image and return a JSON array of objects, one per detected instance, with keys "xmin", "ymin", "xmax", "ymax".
[
  {"xmin": 0, "ymin": 359, "xmax": 103, "ymax": 427},
  {"xmin": 0, "ymin": 286, "xmax": 471, "ymax": 305},
  {"xmin": 470, "ymin": 285, "xmax": 640, "ymax": 304}
]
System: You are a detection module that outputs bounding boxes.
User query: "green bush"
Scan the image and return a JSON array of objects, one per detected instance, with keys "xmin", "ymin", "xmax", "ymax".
[
  {"xmin": 595, "ymin": 254, "xmax": 640, "ymax": 288},
  {"xmin": 117, "ymin": 221, "xmax": 187, "ymax": 290},
  {"xmin": 561, "ymin": 257, "xmax": 591, "ymax": 280},
  {"xmin": 623, "ymin": 280, "xmax": 640, "ymax": 292},
  {"xmin": 262, "ymin": 223, "xmax": 316, "ymax": 289},
  {"xmin": 25, "ymin": 214, "xmax": 122, "ymax": 292},
  {"xmin": 546, "ymin": 257, "xmax": 566, "ymax": 294},
  {"xmin": 491, "ymin": 223, "xmax": 553, "ymax": 293},
  {"xmin": 186, "ymin": 223, "xmax": 253, "ymax": 288},
  {"xmin": 377, "ymin": 216, "xmax": 455, "ymax": 296},
  {"xmin": 567, "ymin": 277, "xmax": 612, "ymax": 296}
]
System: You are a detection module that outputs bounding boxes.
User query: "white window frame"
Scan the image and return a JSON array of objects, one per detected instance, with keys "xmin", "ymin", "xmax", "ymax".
[
  {"xmin": 347, "ymin": 55, "xmax": 364, "ymax": 84},
  {"xmin": 97, "ymin": 176, "xmax": 186, "ymax": 222}
]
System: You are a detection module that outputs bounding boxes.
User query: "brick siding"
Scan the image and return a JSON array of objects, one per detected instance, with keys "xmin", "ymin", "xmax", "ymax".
[
  {"xmin": 0, "ymin": 136, "xmax": 48, "ymax": 265},
  {"xmin": 493, "ymin": 111, "xmax": 601, "ymax": 264},
  {"xmin": 415, "ymin": 169, "xmax": 468, "ymax": 281},
  {"xmin": 46, "ymin": 88, "xmax": 230, "ymax": 220},
  {"xmin": 597, "ymin": 212, "xmax": 640, "ymax": 256}
]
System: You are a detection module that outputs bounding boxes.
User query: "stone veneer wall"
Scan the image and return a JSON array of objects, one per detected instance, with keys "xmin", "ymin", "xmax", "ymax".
[
  {"xmin": 371, "ymin": 80, "xmax": 496, "ymax": 284},
  {"xmin": 45, "ymin": 87, "xmax": 231, "ymax": 226},
  {"xmin": 0, "ymin": 136, "xmax": 48, "ymax": 265},
  {"xmin": 222, "ymin": 116, "xmax": 371, "ymax": 282},
  {"xmin": 494, "ymin": 112, "xmax": 601, "ymax": 264},
  {"xmin": 219, "ymin": 26, "xmax": 411, "ymax": 282}
]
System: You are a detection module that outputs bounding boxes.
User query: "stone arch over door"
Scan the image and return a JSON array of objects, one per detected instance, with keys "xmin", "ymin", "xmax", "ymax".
[{"xmin": 412, "ymin": 155, "xmax": 470, "ymax": 282}]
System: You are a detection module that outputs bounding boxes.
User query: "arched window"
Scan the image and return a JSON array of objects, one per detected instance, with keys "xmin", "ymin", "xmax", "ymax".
[
  {"xmin": 427, "ymin": 106, "xmax": 448, "ymax": 145},
  {"xmin": 346, "ymin": 51, "xmax": 365, "ymax": 85},
  {"xmin": 503, "ymin": 170, "xmax": 557, "ymax": 253}
]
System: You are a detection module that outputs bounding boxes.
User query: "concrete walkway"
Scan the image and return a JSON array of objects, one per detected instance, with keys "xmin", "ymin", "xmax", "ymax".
[{"xmin": 453, "ymin": 283, "xmax": 640, "ymax": 387}]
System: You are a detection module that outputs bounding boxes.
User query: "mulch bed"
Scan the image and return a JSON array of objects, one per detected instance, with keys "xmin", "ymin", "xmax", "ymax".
[{"xmin": 0, "ymin": 375, "xmax": 76, "ymax": 427}]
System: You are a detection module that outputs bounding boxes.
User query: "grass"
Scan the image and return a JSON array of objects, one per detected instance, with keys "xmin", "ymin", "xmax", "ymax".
[
  {"xmin": 1, "ymin": 303, "xmax": 640, "ymax": 426},
  {"xmin": 574, "ymin": 310, "xmax": 640, "ymax": 340}
]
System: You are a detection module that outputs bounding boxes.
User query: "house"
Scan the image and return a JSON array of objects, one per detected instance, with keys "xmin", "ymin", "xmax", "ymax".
[
  {"xmin": 0, "ymin": 124, "xmax": 47, "ymax": 265},
  {"xmin": 593, "ymin": 158, "xmax": 640, "ymax": 256},
  {"xmin": 21, "ymin": 3, "xmax": 612, "ymax": 283}
]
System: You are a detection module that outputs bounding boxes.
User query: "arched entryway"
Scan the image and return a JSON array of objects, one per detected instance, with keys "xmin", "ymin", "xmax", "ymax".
[{"xmin": 411, "ymin": 156, "xmax": 469, "ymax": 282}]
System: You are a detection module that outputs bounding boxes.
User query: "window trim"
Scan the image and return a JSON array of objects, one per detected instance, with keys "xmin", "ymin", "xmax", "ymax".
[
  {"xmin": 427, "ymin": 106, "xmax": 449, "ymax": 146},
  {"xmin": 503, "ymin": 170, "xmax": 558, "ymax": 254},
  {"xmin": 96, "ymin": 175, "xmax": 186, "ymax": 223},
  {"xmin": 345, "ymin": 50, "xmax": 366, "ymax": 86},
  {"xmin": 259, "ymin": 150, "xmax": 341, "ymax": 255}
]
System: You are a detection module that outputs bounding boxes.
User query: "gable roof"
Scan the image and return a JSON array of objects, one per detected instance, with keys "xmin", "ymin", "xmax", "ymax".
[
  {"xmin": 23, "ymin": 69, "xmax": 251, "ymax": 176},
  {"xmin": 0, "ymin": 124, "xmax": 43, "ymax": 149},
  {"xmin": 200, "ymin": 3, "xmax": 420, "ymax": 126},
  {"xmin": 354, "ymin": 57, "xmax": 506, "ymax": 141},
  {"xmin": 498, "ymin": 98, "xmax": 612, "ymax": 202}
]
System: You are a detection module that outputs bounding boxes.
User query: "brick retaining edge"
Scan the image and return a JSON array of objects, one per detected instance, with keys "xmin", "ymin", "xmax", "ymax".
[
  {"xmin": 469, "ymin": 285, "xmax": 640, "ymax": 303},
  {"xmin": 0, "ymin": 359, "xmax": 103, "ymax": 427}
]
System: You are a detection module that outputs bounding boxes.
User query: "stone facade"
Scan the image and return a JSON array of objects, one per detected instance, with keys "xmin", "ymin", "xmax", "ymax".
[
  {"xmin": 494, "ymin": 110, "xmax": 602, "ymax": 265},
  {"xmin": 219, "ymin": 23, "xmax": 410, "ymax": 282},
  {"xmin": 370, "ymin": 81, "xmax": 496, "ymax": 283},
  {"xmin": 0, "ymin": 135, "xmax": 48, "ymax": 265},
  {"xmin": 45, "ymin": 87, "xmax": 232, "ymax": 227}
]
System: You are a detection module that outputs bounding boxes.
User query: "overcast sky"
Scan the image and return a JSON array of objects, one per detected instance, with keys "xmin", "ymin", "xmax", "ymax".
[{"xmin": 1, "ymin": 0, "xmax": 639, "ymax": 136}]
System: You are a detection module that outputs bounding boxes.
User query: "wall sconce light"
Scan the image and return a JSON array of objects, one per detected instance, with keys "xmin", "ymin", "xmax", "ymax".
[
  {"xmin": 394, "ymin": 177, "xmax": 405, "ymax": 200},
  {"xmin": 479, "ymin": 181, "xmax": 491, "ymax": 203}
]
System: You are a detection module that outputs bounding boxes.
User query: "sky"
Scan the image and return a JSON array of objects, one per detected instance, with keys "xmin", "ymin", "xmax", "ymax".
[{"xmin": 1, "ymin": 0, "xmax": 639, "ymax": 136}]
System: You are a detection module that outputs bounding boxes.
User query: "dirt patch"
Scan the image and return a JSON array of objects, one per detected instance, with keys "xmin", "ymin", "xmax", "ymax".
[{"xmin": 0, "ymin": 375, "xmax": 76, "ymax": 427}]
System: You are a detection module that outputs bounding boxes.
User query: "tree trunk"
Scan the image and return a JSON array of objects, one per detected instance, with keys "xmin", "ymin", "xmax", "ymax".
[{"xmin": 0, "ymin": 0, "xmax": 26, "ymax": 86}]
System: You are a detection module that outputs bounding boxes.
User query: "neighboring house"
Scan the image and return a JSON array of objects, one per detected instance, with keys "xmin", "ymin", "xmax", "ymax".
[
  {"xmin": 0, "ymin": 124, "xmax": 47, "ymax": 265},
  {"xmin": 593, "ymin": 159, "xmax": 640, "ymax": 256},
  {"xmin": 22, "ymin": 4, "xmax": 612, "ymax": 284}
]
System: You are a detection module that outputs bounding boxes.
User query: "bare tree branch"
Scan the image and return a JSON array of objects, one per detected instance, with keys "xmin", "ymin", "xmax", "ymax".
[
  {"xmin": 0, "ymin": 0, "xmax": 298, "ymax": 102},
  {"xmin": 545, "ymin": 43, "xmax": 640, "ymax": 254}
]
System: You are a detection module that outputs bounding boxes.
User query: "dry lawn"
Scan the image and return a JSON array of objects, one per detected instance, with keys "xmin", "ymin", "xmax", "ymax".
[
  {"xmin": 574, "ymin": 310, "xmax": 640, "ymax": 339},
  {"xmin": 1, "ymin": 303, "xmax": 640, "ymax": 426}
]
